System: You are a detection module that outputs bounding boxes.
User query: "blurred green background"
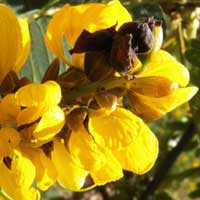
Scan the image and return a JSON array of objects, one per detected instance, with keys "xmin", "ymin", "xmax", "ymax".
[{"xmin": 1, "ymin": 0, "xmax": 200, "ymax": 199}]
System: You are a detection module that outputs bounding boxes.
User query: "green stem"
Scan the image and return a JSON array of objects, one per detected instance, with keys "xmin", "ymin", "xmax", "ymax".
[
  {"xmin": 62, "ymin": 76, "xmax": 128, "ymax": 104},
  {"xmin": 177, "ymin": 19, "xmax": 186, "ymax": 64}
]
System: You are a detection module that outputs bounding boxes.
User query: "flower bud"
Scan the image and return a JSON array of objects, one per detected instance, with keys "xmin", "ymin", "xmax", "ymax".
[
  {"xmin": 95, "ymin": 89, "xmax": 117, "ymax": 112},
  {"xmin": 66, "ymin": 108, "xmax": 88, "ymax": 132}
]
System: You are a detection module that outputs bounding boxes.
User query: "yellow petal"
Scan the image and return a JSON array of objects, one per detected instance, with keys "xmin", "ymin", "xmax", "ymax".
[
  {"xmin": 0, "ymin": 128, "xmax": 20, "ymax": 158},
  {"xmin": 45, "ymin": 0, "xmax": 132, "ymax": 69},
  {"xmin": 0, "ymin": 149, "xmax": 36, "ymax": 200},
  {"xmin": 0, "ymin": 4, "xmax": 22, "ymax": 83},
  {"xmin": 52, "ymin": 139, "xmax": 88, "ymax": 191},
  {"xmin": 130, "ymin": 76, "xmax": 178, "ymax": 98},
  {"xmin": 89, "ymin": 107, "xmax": 145, "ymax": 150},
  {"xmin": 0, "ymin": 162, "xmax": 39, "ymax": 200},
  {"xmin": 0, "ymin": 94, "xmax": 20, "ymax": 125},
  {"xmin": 45, "ymin": 4, "xmax": 71, "ymax": 65},
  {"xmin": 138, "ymin": 50, "xmax": 190, "ymax": 87},
  {"xmin": 131, "ymin": 86, "xmax": 198, "ymax": 120},
  {"xmin": 20, "ymin": 146, "xmax": 57, "ymax": 191},
  {"xmin": 11, "ymin": 150, "xmax": 36, "ymax": 190},
  {"xmin": 14, "ymin": 18, "xmax": 31, "ymax": 72},
  {"xmin": 0, "ymin": 162, "xmax": 23, "ymax": 200},
  {"xmin": 113, "ymin": 126, "xmax": 158, "ymax": 174},
  {"xmin": 17, "ymin": 106, "xmax": 45, "ymax": 126},
  {"xmin": 151, "ymin": 22, "xmax": 163, "ymax": 53},
  {"xmin": 20, "ymin": 188, "xmax": 40, "ymax": 200},
  {"xmin": 20, "ymin": 123, "xmax": 53, "ymax": 148},
  {"xmin": 36, "ymin": 152, "xmax": 57, "ymax": 191},
  {"xmin": 33, "ymin": 106, "xmax": 65, "ymax": 141},
  {"xmin": 90, "ymin": 149, "xmax": 123, "ymax": 185},
  {"xmin": 15, "ymin": 81, "xmax": 61, "ymax": 108},
  {"xmin": 69, "ymin": 128, "xmax": 106, "ymax": 171}
]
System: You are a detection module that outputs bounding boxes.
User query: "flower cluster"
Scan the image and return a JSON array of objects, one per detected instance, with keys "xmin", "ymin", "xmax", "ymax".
[{"xmin": 0, "ymin": 1, "xmax": 198, "ymax": 199}]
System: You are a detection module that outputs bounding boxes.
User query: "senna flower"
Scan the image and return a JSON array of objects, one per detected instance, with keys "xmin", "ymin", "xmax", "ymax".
[
  {"xmin": 127, "ymin": 50, "xmax": 198, "ymax": 120},
  {"xmin": 0, "ymin": 128, "xmax": 20, "ymax": 163},
  {"xmin": 0, "ymin": 94, "xmax": 20, "ymax": 125},
  {"xmin": 0, "ymin": 4, "xmax": 30, "ymax": 84},
  {"xmin": 52, "ymin": 107, "xmax": 158, "ymax": 191},
  {"xmin": 52, "ymin": 137, "xmax": 123, "ymax": 191},
  {"xmin": 0, "ymin": 81, "xmax": 64, "ymax": 198},
  {"xmin": 0, "ymin": 149, "xmax": 40, "ymax": 200},
  {"xmin": 51, "ymin": 108, "xmax": 123, "ymax": 191},
  {"xmin": 88, "ymin": 107, "xmax": 158, "ymax": 175},
  {"xmin": 0, "ymin": 81, "xmax": 65, "ymax": 144},
  {"xmin": 66, "ymin": 13, "xmax": 198, "ymax": 118},
  {"xmin": 45, "ymin": 0, "xmax": 132, "ymax": 69},
  {"xmin": 45, "ymin": 0, "xmax": 198, "ymax": 191},
  {"xmin": 20, "ymin": 145, "xmax": 57, "ymax": 191},
  {"xmin": 15, "ymin": 81, "xmax": 65, "ymax": 144}
]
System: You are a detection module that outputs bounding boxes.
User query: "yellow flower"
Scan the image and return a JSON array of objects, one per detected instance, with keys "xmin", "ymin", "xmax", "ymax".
[
  {"xmin": 0, "ymin": 4, "xmax": 30, "ymax": 83},
  {"xmin": 20, "ymin": 146, "xmax": 57, "ymax": 191},
  {"xmin": 15, "ymin": 81, "xmax": 65, "ymax": 143},
  {"xmin": 52, "ymin": 107, "xmax": 158, "ymax": 190},
  {"xmin": 45, "ymin": 0, "xmax": 132, "ymax": 69},
  {"xmin": 88, "ymin": 107, "xmax": 141, "ymax": 150},
  {"xmin": 52, "ymin": 138, "xmax": 89, "ymax": 191},
  {"xmin": 0, "ymin": 149, "xmax": 40, "ymax": 200},
  {"xmin": 88, "ymin": 107, "xmax": 158, "ymax": 175},
  {"xmin": 127, "ymin": 50, "xmax": 198, "ymax": 120},
  {"xmin": 52, "ymin": 136, "xmax": 123, "ymax": 191},
  {"xmin": 0, "ymin": 94, "xmax": 20, "ymax": 125},
  {"xmin": 0, "ymin": 128, "xmax": 20, "ymax": 162}
]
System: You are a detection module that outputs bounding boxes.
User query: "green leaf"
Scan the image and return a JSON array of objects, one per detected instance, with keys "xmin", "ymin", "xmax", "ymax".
[
  {"xmin": 153, "ymin": 191, "xmax": 175, "ymax": 200},
  {"xmin": 190, "ymin": 39, "xmax": 200, "ymax": 49},
  {"xmin": 185, "ymin": 48, "xmax": 200, "ymax": 67},
  {"xmin": 189, "ymin": 189, "xmax": 200, "ymax": 198},
  {"xmin": 190, "ymin": 67, "xmax": 200, "ymax": 130},
  {"xmin": 131, "ymin": 3, "xmax": 167, "ymax": 21},
  {"xmin": 185, "ymin": 39, "xmax": 200, "ymax": 67},
  {"xmin": 20, "ymin": 17, "xmax": 54, "ymax": 82}
]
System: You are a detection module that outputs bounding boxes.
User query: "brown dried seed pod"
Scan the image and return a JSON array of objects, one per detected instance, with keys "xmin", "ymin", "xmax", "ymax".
[
  {"xmin": 84, "ymin": 51, "xmax": 114, "ymax": 82},
  {"xmin": 110, "ymin": 33, "xmax": 136, "ymax": 73},
  {"xmin": 70, "ymin": 25, "xmax": 116, "ymax": 54}
]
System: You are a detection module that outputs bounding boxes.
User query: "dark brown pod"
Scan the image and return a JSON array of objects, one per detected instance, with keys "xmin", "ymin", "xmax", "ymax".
[
  {"xmin": 84, "ymin": 51, "xmax": 114, "ymax": 82},
  {"xmin": 110, "ymin": 33, "xmax": 136, "ymax": 73},
  {"xmin": 118, "ymin": 20, "xmax": 154, "ymax": 54},
  {"xmin": 137, "ymin": 23, "xmax": 154, "ymax": 53},
  {"xmin": 70, "ymin": 25, "xmax": 116, "ymax": 54}
]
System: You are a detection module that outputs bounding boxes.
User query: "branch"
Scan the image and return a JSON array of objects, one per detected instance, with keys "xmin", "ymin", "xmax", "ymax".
[{"xmin": 140, "ymin": 120, "xmax": 196, "ymax": 200}]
